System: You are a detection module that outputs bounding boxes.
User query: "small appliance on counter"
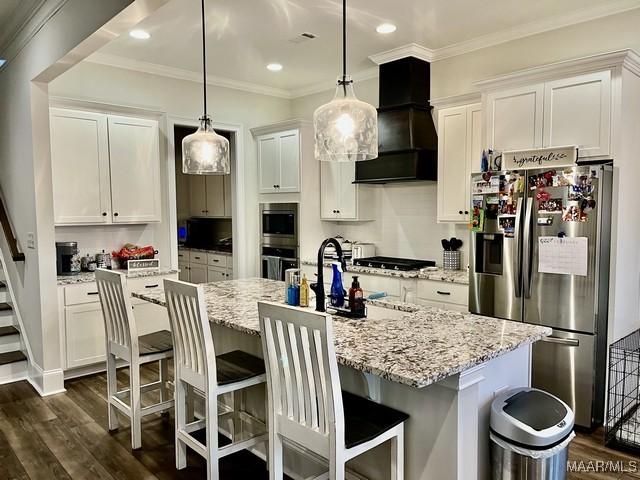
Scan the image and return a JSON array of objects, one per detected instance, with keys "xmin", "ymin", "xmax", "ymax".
[
  {"xmin": 353, "ymin": 256, "xmax": 435, "ymax": 271},
  {"xmin": 323, "ymin": 235, "xmax": 353, "ymax": 260},
  {"xmin": 352, "ymin": 242, "xmax": 376, "ymax": 259},
  {"xmin": 56, "ymin": 241, "xmax": 80, "ymax": 276}
]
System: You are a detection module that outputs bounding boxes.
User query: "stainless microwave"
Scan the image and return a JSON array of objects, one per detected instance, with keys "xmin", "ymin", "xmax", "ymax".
[{"xmin": 260, "ymin": 203, "xmax": 298, "ymax": 248}]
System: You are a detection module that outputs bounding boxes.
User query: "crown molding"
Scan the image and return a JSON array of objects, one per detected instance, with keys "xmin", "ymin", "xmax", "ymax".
[
  {"xmin": 86, "ymin": 52, "xmax": 293, "ymax": 99},
  {"xmin": 368, "ymin": 43, "xmax": 435, "ymax": 65},
  {"xmin": 474, "ymin": 49, "xmax": 640, "ymax": 91},
  {"xmin": 429, "ymin": 92, "xmax": 482, "ymax": 109},
  {"xmin": 429, "ymin": 0, "xmax": 640, "ymax": 62},
  {"xmin": 289, "ymin": 66, "xmax": 379, "ymax": 99},
  {"xmin": 250, "ymin": 118, "xmax": 312, "ymax": 137}
]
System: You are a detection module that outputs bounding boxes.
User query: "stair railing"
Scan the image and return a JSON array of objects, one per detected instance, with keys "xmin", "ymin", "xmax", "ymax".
[{"xmin": 0, "ymin": 195, "xmax": 25, "ymax": 262}]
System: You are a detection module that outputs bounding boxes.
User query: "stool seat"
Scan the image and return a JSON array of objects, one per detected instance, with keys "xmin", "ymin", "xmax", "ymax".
[
  {"xmin": 343, "ymin": 391, "xmax": 409, "ymax": 449},
  {"xmin": 139, "ymin": 330, "xmax": 173, "ymax": 355},
  {"xmin": 216, "ymin": 350, "xmax": 265, "ymax": 386}
]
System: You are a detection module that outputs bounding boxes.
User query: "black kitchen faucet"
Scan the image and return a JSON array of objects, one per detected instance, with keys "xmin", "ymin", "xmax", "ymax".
[{"xmin": 309, "ymin": 238, "xmax": 347, "ymax": 312}]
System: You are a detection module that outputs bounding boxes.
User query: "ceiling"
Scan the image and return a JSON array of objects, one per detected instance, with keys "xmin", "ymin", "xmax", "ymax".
[{"xmin": 89, "ymin": 0, "xmax": 640, "ymax": 97}]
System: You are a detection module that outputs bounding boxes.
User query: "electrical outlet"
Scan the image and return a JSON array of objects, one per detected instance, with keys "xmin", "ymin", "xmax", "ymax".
[{"xmin": 26, "ymin": 232, "xmax": 36, "ymax": 250}]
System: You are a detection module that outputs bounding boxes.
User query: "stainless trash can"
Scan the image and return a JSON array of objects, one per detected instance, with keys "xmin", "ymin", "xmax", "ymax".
[{"xmin": 490, "ymin": 388, "xmax": 575, "ymax": 480}]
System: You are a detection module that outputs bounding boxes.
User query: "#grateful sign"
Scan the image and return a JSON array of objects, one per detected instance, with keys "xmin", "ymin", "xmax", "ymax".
[{"xmin": 503, "ymin": 146, "xmax": 578, "ymax": 170}]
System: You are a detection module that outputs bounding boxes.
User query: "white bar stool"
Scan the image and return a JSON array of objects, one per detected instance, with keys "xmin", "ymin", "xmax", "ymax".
[
  {"xmin": 95, "ymin": 269, "xmax": 174, "ymax": 450},
  {"xmin": 258, "ymin": 301, "xmax": 409, "ymax": 480},
  {"xmin": 163, "ymin": 278, "xmax": 268, "ymax": 480}
]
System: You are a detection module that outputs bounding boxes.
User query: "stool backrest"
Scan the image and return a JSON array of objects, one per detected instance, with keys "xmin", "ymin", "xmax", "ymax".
[
  {"xmin": 164, "ymin": 279, "xmax": 216, "ymax": 385},
  {"xmin": 258, "ymin": 302, "xmax": 344, "ymax": 457},
  {"xmin": 96, "ymin": 269, "xmax": 137, "ymax": 353}
]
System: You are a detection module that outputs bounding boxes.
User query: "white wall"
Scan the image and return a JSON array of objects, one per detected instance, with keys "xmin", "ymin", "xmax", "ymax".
[
  {"xmin": 291, "ymin": 79, "xmax": 469, "ymax": 264},
  {"xmin": 49, "ymin": 60, "xmax": 292, "ymax": 276}
]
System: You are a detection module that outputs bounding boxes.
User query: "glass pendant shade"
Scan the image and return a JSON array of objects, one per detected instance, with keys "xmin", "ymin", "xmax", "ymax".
[
  {"xmin": 314, "ymin": 76, "xmax": 378, "ymax": 162},
  {"xmin": 182, "ymin": 116, "xmax": 230, "ymax": 175}
]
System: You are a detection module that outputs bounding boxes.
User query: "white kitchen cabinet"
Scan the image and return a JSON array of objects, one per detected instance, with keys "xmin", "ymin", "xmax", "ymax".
[
  {"xmin": 178, "ymin": 262, "xmax": 190, "ymax": 282},
  {"xmin": 108, "ymin": 115, "xmax": 161, "ymax": 223},
  {"xmin": 207, "ymin": 267, "xmax": 228, "ymax": 282},
  {"xmin": 205, "ymin": 176, "xmax": 225, "ymax": 217},
  {"xmin": 189, "ymin": 173, "xmax": 230, "ymax": 218},
  {"xmin": 50, "ymin": 109, "xmax": 111, "ymax": 224},
  {"xmin": 543, "ymin": 71, "xmax": 611, "ymax": 158},
  {"xmin": 50, "ymin": 108, "xmax": 161, "ymax": 225},
  {"xmin": 320, "ymin": 161, "xmax": 370, "ymax": 221},
  {"xmin": 257, "ymin": 129, "xmax": 300, "ymax": 194},
  {"xmin": 486, "ymin": 84, "xmax": 544, "ymax": 152},
  {"xmin": 189, "ymin": 263, "xmax": 208, "ymax": 284},
  {"xmin": 189, "ymin": 176, "xmax": 208, "ymax": 216},
  {"xmin": 65, "ymin": 302, "xmax": 106, "ymax": 369},
  {"xmin": 224, "ymin": 173, "xmax": 232, "ymax": 217},
  {"xmin": 416, "ymin": 280, "xmax": 468, "ymax": 311}
]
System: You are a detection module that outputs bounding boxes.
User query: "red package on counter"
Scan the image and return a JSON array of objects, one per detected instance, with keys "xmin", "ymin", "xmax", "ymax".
[{"xmin": 111, "ymin": 243, "xmax": 156, "ymax": 261}]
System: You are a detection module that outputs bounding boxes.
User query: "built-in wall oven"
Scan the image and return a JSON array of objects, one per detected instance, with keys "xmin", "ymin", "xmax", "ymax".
[{"xmin": 260, "ymin": 203, "xmax": 299, "ymax": 280}]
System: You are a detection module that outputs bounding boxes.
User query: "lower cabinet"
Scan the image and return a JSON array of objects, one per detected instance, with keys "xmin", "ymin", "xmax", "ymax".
[
  {"xmin": 189, "ymin": 263, "xmax": 208, "ymax": 284},
  {"xmin": 178, "ymin": 248, "xmax": 233, "ymax": 283},
  {"xmin": 416, "ymin": 280, "xmax": 469, "ymax": 312}
]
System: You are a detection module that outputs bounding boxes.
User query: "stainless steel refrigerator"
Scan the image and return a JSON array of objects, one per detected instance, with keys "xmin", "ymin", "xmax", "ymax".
[{"xmin": 469, "ymin": 164, "xmax": 612, "ymax": 428}]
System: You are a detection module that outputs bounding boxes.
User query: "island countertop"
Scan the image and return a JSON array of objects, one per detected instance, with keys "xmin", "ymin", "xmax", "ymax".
[{"xmin": 133, "ymin": 278, "xmax": 549, "ymax": 389}]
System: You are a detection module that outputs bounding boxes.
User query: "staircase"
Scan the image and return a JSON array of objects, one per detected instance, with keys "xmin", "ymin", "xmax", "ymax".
[{"xmin": 0, "ymin": 270, "xmax": 28, "ymax": 384}]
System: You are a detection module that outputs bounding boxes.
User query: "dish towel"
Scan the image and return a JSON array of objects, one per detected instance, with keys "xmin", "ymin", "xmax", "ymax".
[{"xmin": 264, "ymin": 256, "xmax": 281, "ymax": 280}]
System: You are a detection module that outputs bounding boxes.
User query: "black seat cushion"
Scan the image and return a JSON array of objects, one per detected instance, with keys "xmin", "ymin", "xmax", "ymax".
[
  {"xmin": 216, "ymin": 350, "xmax": 266, "ymax": 386},
  {"xmin": 138, "ymin": 330, "xmax": 173, "ymax": 355},
  {"xmin": 342, "ymin": 391, "xmax": 409, "ymax": 449}
]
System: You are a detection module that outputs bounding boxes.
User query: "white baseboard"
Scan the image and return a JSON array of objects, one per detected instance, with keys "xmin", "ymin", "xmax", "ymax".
[{"xmin": 28, "ymin": 362, "xmax": 65, "ymax": 396}]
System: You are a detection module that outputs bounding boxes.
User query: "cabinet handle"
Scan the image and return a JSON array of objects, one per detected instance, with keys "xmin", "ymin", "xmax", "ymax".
[
  {"xmin": 87, "ymin": 292, "xmax": 99, "ymax": 296},
  {"xmin": 464, "ymin": 210, "xmax": 469, "ymax": 215},
  {"xmin": 145, "ymin": 284, "xmax": 159, "ymax": 289},
  {"xmin": 102, "ymin": 212, "xmax": 107, "ymax": 216},
  {"xmin": 458, "ymin": 210, "xmax": 463, "ymax": 215},
  {"xmin": 436, "ymin": 290, "xmax": 451, "ymax": 296},
  {"xmin": 212, "ymin": 259, "xmax": 219, "ymax": 262},
  {"xmin": 114, "ymin": 212, "xmax": 119, "ymax": 217}
]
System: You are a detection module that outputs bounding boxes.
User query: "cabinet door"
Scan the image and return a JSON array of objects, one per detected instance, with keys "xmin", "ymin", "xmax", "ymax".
[
  {"xmin": 278, "ymin": 130, "xmax": 300, "ymax": 193},
  {"xmin": 486, "ymin": 84, "xmax": 544, "ymax": 151},
  {"xmin": 466, "ymin": 104, "xmax": 484, "ymax": 211},
  {"xmin": 258, "ymin": 135, "xmax": 279, "ymax": 193},
  {"xmin": 223, "ymin": 173, "xmax": 232, "ymax": 217},
  {"xmin": 189, "ymin": 176, "xmax": 207, "ymax": 216},
  {"xmin": 207, "ymin": 267, "xmax": 227, "ymax": 283},
  {"xmin": 178, "ymin": 262, "xmax": 190, "ymax": 282},
  {"xmin": 132, "ymin": 300, "xmax": 170, "ymax": 335},
  {"xmin": 437, "ymin": 106, "xmax": 469, "ymax": 222},
  {"xmin": 205, "ymin": 175, "xmax": 225, "ymax": 217},
  {"xmin": 65, "ymin": 303, "xmax": 106, "ymax": 368},
  {"xmin": 320, "ymin": 161, "xmax": 340, "ymax": 219},
  {"xmin": 50, "ymin": 109, "xmax": 111, "ymax": 224},
  {"xmin": 108, "ymin": 115, "xmax": 161, "ymax": 223},
  {"xmin": 189, "ymin": 264, "xmax": 208, "ymax": 284},
  {"xmin": 543, "ymin": 71, "xmax": 611, "ymax": 158},
  {"xmin": 337, "ymin": 162, "xmax": 357, "ymax": 219}
]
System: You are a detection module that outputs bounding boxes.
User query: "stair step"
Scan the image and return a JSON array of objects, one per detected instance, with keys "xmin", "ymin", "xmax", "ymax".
[
  {"xmin": 0, "ymin": 326, "xmax": 18, "ymax": 337},
  {"xmin": 0, "ymin": 350, "xmax": 26, "ymax": 366},
  {"xmin": 0, "ymin": 302, "xmax": 12, "ymax": 312}
]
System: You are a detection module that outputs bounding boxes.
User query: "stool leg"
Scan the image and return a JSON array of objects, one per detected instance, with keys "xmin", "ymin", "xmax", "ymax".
[
  {"xmin": 391, "ymin": 425, "xmax": 404, "ymax": 480},
  {"xmin": 175, "ymin": 378, "xmax": 187, "ymax": 470},
  {"xmin": 159, "ymin": 358, "xmax": 169, "ymax": 413},
  {"xmin": 268, "ymin": 429, "xmax": 283, "ymax": 480},
  {"xmin": 206, "ymin": 391, "xmax": 220, "ymax": 480},
  {"xmin": 130, "ymin": 362, "xmax": 142, "ymax": 450},
  {"xmin": 106, "ymin": 352, "xmax": 119, "ymax": 431},
  {"xmin": 329, "ymin": 455, "xmax": 345, "ymax": 480}
]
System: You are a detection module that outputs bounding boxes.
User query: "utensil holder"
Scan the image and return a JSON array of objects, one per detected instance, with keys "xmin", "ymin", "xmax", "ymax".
[{"xmin": 443, "ymin": 250, "xmax": 461, "ymax": 270}]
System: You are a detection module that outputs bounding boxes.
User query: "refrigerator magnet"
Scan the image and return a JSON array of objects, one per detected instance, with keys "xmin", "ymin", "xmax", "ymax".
[{"xmin": 498, "ymin": 215, "xmax": 516, "ymax": 237}]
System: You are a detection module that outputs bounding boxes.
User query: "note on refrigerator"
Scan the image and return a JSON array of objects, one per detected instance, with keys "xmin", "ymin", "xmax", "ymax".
[{"xmin": 538, "ymin": 237, "xmax": 588, "ymax": 276}]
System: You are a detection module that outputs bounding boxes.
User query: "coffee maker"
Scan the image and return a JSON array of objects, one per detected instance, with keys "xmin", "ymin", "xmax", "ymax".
[{"xmin": 56, "ymin": 241, "xmax": 80, "ymax": 276}]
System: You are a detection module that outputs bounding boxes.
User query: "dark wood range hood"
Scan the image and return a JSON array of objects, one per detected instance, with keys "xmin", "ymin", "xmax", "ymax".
[{"xmin": 354, "ymin": 56, "xmax": 438, "ymax": 184}]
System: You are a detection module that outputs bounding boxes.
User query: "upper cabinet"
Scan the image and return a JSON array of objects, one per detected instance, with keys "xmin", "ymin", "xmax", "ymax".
[
  {"xmin": 436, "ymin": 102, "xmax": 482, "ymax": 223},
  {"xmin": 256, "ymin": 129, "xmax": 300, "ymax": 193},
  {"xmin": 320, "ymin": 161, "xmax": 370, "ymax": 221},
  {"xmin": 189, "ymin": 174, "xmax": 230, "ymax": 218},
  {"xmin": 485, "ymin": 71, "xmax": 611, "ymax": 159},
  {"xmin": 50, "ymin": 108, "xmax": 161, "ymax": 225}
]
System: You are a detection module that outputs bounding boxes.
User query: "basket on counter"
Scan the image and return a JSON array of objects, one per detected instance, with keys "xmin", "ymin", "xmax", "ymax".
[{"xmin": 443, "ymin": 250, "xmax": 461, "ymax": 270}]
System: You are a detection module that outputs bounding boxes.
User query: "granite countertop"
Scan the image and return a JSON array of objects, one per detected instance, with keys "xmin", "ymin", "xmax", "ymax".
[
  {"xmin": 57, "ymin": 268, "xmax": 179, "ymax": 286},
  {"xmin": 133, "ymin": 278, "xmax": 549, "ymax": 389},
  {"xmin": 179, "ymin": 247, "xmax": 232, "ymax": 256},
  {"xmin": 301, "ymin": 259, "xmax": 469, "ymax": 285}
]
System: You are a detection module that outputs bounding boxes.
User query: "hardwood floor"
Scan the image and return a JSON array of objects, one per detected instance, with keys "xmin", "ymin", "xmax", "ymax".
[{"xmin": 0, "ymin": 365, "xmax": 637, "ymax": 479}]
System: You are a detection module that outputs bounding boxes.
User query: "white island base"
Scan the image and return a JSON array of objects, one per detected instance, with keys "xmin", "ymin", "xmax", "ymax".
[{"xmin": 212, "ymin": 323, "xmax": 531, "ymax": 480}]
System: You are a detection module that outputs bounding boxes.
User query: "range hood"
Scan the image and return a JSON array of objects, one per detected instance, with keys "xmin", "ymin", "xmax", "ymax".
[{"xmin": 354, "ymin": 57, "xmax": 438, "ymax": 184}]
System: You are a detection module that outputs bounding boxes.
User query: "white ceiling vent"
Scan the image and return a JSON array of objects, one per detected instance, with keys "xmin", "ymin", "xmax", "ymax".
[{"xmin": 289, "ymin": 32, "xmax": 317, "ymax": 44}]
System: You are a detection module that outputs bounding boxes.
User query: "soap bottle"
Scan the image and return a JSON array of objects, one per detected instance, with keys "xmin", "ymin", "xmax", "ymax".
[
  {"xmin": 348, "ymin": 276, "xmax": 364, "ymax": 315},
  {"xmin": 330, "ymin": 262, "xmax": 345, "ymax": 308},
  {"xmin": 287, "ymin": 274, "xmax": 300, "ymax": 306},
  {"xmin": 300, "ymin": 273, "xmax": 309, "ymax": 308}
]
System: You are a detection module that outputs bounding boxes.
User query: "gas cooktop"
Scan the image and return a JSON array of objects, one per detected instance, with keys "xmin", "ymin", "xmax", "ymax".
[{"xmin": 353, "ymin": 256, "xmax": 436, "ymax": 271}]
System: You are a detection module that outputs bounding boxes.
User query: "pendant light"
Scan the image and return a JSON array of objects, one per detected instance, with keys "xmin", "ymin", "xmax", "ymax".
[
  {"xmin": 182, "ymin": 0, "xmax": 230, "ymax": 175},
  {"xmin": 313, "ymin": 0, "xmax": 378, "ymax": 162}
]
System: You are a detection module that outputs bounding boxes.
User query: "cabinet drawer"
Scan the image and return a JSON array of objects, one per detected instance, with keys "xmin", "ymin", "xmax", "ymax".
[
  {"xmin": 207, "ymin": 267, "xmax": 227, "ymax": 283},
  {"xmin": 177, "ymin": 249, "xmax": 189, "ymax": 261},
  {"xmin": 189, "ymin": 251, "xmax": 207, "ymax": 265},
  {"xmin": 208, "ymin": 253, "xmax": 228, "ymax": 268},
  {"xmin": 417, "ymin": 280, "xmax": 468, "ymax": 306},
  {"xmin": 64, "ymin": 282, "xmax": 101, "ymax": 306},
  {"xmin": 127, "ymin": 274, "xmax": 175, "ymax": 292}
]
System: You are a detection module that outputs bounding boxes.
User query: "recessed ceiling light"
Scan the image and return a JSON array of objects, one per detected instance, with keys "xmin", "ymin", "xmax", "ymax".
[
  {"xmin": 267, "ymin": 63, "xmax": 283, "ymax": 72},
  {"xmin": 376, "ymin": 23, "xmax": 397, "ymax": 34},
  {"xmin": 129, "ymin": 29, "xmax": 151, "ymax": 40}
]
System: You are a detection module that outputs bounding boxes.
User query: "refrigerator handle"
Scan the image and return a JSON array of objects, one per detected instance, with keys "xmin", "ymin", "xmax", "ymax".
[
  {"xmin": 541, "ymin": 336, "xmax": 580, "ymax": 347},
  {"xmin": 513, "ymin": 197, "xmax": 524, "ymax": 298},
  {"xmin": 523, "ymin": 198, "xmax": 534, "ymax": 298}
]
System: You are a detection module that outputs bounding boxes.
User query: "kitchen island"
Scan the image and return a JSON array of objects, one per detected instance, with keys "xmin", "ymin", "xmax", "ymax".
[{"xmin": 134, "ymin": 278, "xmax": 549, "ymax": 480}]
